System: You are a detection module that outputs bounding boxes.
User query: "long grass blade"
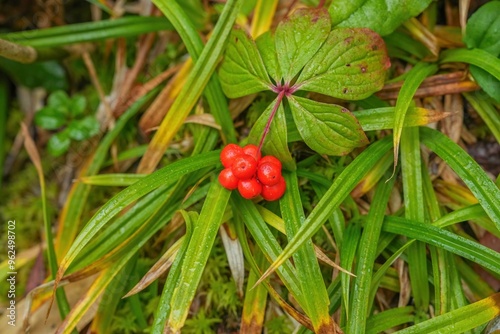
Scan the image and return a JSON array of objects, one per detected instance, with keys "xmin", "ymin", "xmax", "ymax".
[{"xmin": 401, "ymin": 126, "xmax": 429, "ymax": 319}]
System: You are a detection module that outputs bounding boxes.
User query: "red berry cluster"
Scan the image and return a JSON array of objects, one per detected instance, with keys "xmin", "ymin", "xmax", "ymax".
[{"xmin": 218, "ymin": 144, "xmax": 286, "ymax": 201}]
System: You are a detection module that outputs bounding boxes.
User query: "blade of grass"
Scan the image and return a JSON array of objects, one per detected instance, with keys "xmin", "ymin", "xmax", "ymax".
[
  {"xmin": 138, "ymin": 0, "xmax": 242, "ymax": 173},
  {"xmin": 366, "ymin": 306, "xmax": 415, "ymax": 334},
  {"xmin": 394, "ymin": 293, "xmax": 500, "ymax": 334},
  {"xmin": 78, "ymin": 173, "xmax": 145, "ymax": 186},
  {"xmin": 340, "ymin": 221, "xmax": 361, "ymax": 324},
  {"xmin": 348, "ymin": 171, "xmax": 395, "ymax": 334},
  {"xmin": 356, "ymin": 107, "xmax": 450, "ymax": 132},
  {"xmin": 256, "ymin": 135, "xmax": 393, "ymax": 286},
  {"xmin": 0, "ymin": 16, "xmax": 173, "ymax": 47},
  {"xmin": 165, "ymin": 181, "xmax": 231, "ymax": 332},
  {"xmin": 440, "ymin": 48, "xmax": 500, "ymax": 81},
  {"xmin": 21, "ymin": 123, "xmax": 73, "ymax": 326},
  {"xmin": 392, "ymin": 62, "xmax": 438, "ymax": 171},
  {"xmin": 382, "ymin": 216, "xmax": 500, "ymax": 275},
  {"xmin": 422, "ymin": 163, "xmax": 452, "ymax": 316},
  {"xmin": 280, "ymin": 171, "xmax": 336, "ymax": 332},
  {"xmin": 420, "ymin": 127, "xmax": 500, "ymax": 231},
  {"xmin": 401, "ymin": 126, "xmax": 429, "ymax": 320}
]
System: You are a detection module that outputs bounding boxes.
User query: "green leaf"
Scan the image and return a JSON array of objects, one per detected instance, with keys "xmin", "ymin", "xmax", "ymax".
[
  {"xmin": 288, "ymin": 95, "xmax": 368, "ymax": 156},
  {"xmin": 0, "ymin": 59, "xmax": 68, "ymax": 91},
  {"xmin": 464, "ymin": 1, "xmax": 500, "ymax": 54},
  {"xmin": 248, "ymin": 99, "xmax": 294, "ymax": 170},
  {"xmin": 274, "ymin": 7, "xmax": 330, "ymax": 82},
  {"xmin": 219, "ymin": 28, "xmax": 271, "ymax": 98},
  {"xmin": 48, "ymin": 130, "xmax": 71, "ymax": 156},
  {"xmin": 295, "ymin": 27, "xmax": 390, "ymax": 100},
  {"xmin": 69, "ymin": 94, "xmax": 87, "ymax": 116},
  {"xmin": 329, "ymin": 0, "xmax": 432, "ymax": 36},
  {"xmin": 67, "ymin": 116, "xmax": 99, "ymax": 141},
  {"xmin": 255, "ymin": 31, "xmax": 281, "ymax": 82},
  {"xmin": 48, "ymin": 90, "xmax": 71, "ymax": 109},
  {"xmin": 34, "ymin": 107, "xmax": 66, "ymax": 130}
]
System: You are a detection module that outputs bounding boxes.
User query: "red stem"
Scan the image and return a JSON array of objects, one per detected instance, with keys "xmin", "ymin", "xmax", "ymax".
[{"xmin": 257, "ymin": 89, "xmax": 286, "ymax": 154}]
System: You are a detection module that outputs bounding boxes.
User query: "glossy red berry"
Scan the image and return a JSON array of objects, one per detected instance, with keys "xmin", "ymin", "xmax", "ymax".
[
  {"xmin": 220, "ymin": 144, "xmax": 243, "ymax": 168},
  {"xmin": 259, "ymin": 155, "xmax": 282, "ymax": 170},
  {"xmin": 261, "ymin": 176, "xmax": 286, "ymax": 201},
  {"xmin": 218, "ymin": 168, "xmax": 239, "ymax": 190},
  {"xmin": 242, "ymin": 144, "xmax": 261, "ymax": 161},
  {"xmin": 257, "ymin": 162, "xmax": 281, "ymax": 186},
  {"xmin": 238, "ymin": 178, "xmax": 262, "ymax": 199},
  {"xmin": 231, "ymin": 154, "xmax": 258, "ymax": 180}
]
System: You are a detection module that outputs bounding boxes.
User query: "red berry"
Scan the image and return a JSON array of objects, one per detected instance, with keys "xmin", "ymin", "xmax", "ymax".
[
  {"xmin": 259, "ymin": 155, "xmax": 282, "ymax": 170},
  {"xmin": 257, "ymin": 162, "xmax": 282, "ymax": 186},
  {"xmin": 261, "ymin": 176, "xmax": 286, "ymax": 201},
  {"xmin": 220, "ymin": 144, "xmax": 243, "ymax": 168},
  {"xmin": 231, "ymin": 154, "xmax": 258, "ymax": 180},
  {"xmin": 218, "ymin": 168, "xmax": 239, "ymax": 190},
  {"xmin": 242, "ymin": 144, "xmax": 261, "ymax": 161},
  {"xmin": 238, "ymin": 178, "xmax": 262, "ymax": 199}
]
